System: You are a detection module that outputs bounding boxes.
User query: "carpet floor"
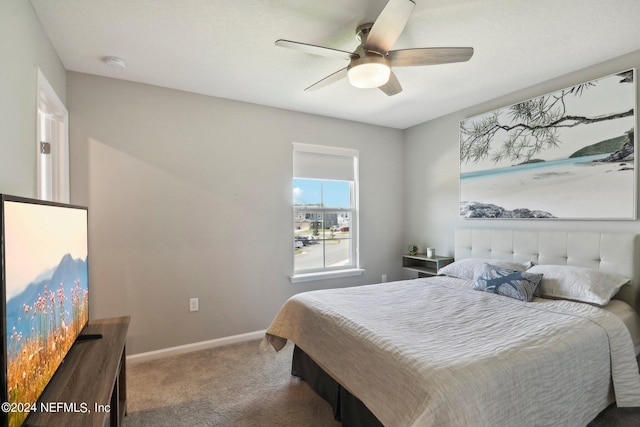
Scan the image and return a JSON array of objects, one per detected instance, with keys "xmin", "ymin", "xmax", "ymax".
[
  {"xmin": 124, "ymin": 339, "xmax": 340, "ymax": 427},
  {"xmin": 124, "ymin": 339, "xmax": 639, "ymax": 427}
]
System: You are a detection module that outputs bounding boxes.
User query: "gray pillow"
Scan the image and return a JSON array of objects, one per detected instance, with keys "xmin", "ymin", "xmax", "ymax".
[{"xmin": 473, "ymin": 263, "xmax": 543, "ymax": 302}]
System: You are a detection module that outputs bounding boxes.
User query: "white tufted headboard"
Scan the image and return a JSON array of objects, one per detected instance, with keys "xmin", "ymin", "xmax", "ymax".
[{"xmin": 455, "ymin": 229, "xmax": 640, "ymax": 310}]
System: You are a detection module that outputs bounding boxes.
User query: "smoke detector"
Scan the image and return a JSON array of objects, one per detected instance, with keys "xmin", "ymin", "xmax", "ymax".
[{"xmin": 103, "ymin": 56, "xmax": 126, "ymax": 70}]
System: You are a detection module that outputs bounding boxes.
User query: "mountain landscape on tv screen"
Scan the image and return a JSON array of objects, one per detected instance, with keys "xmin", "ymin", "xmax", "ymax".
[
  {"xmin": 6, "ymin": 253, "xmax": 89, "ymax": 352},
  {"xmin": 5, "ymin": 252, "xmax": 89, "ymax": 426}
]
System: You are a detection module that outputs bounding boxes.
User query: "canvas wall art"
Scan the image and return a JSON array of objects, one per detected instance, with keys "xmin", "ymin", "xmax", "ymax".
[{"xmin": 459, "ymin": 69, "xmax": 636, "ymax": 219}]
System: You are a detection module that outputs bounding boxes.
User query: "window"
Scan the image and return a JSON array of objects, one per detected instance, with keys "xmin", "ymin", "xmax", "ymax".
[{"xmin": 292, "ymin": 143, "xmax": 362, "ymax": 282}]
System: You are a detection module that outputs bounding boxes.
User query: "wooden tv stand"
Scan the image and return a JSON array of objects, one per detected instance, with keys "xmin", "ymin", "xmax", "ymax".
[{"xmin": 25, "ymin": 316, "xmax": 130, "ymax": 427}]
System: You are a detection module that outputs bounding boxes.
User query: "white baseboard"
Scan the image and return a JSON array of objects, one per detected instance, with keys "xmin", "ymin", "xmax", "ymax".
[{"xmin": 127, "ymin": 329, "xmax": 266, "ymax": 364}]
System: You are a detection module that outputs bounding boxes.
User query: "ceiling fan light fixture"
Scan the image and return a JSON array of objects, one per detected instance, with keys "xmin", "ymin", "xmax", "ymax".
[
  {"xmin": 347, "ymin": 55, "xmax": 391, "ymax": 88},
  {"xmin": 276, "ymin": 0, "xmax": 473, "ymax": 95}
]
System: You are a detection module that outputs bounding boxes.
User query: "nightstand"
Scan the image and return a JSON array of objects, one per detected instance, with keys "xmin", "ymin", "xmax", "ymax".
[{"xmin": 402, "ymin": 254, "xmax": 454, "ymax": 277}]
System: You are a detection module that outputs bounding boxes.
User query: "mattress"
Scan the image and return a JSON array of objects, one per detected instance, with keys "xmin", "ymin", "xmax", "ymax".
[{"xmin": 264, "ymin": 276, "xmax": 640, "ymax": 427}]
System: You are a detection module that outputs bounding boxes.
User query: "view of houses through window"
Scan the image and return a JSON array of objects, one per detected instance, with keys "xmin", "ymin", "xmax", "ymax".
[{"xmin": 293, "ymin": 178, "xmax": 354, "ymax": 273}]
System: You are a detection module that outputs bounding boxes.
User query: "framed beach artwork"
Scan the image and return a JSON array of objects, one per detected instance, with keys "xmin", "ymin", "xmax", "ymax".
[{"xmin": 459, "ymin": 69, "xmax": 636, "ymax": 219}]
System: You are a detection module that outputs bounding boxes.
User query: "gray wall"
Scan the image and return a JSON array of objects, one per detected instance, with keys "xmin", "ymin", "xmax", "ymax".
[
  {"xmin": 0, "ymin": 0, "xmax": 66, "ymax": 198},
  {"xmin": 67, "ymin": 72, "xmax": 405, "ymax": 354},
  {"xmin": 404, "ymin": 49, "xmax": 640, "ymax": 264}
]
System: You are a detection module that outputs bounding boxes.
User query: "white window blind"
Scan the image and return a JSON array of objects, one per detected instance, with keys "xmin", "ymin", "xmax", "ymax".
[{"xmin": 293, "ymin": 151, "xmax": 355, "ymax": 181}]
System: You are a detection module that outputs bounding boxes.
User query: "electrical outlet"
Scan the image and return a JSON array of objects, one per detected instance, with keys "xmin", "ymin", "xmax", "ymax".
[
  {"xmin": 381, "ymin": 274, "xmax": 387, "ymax": 283},
  {"xmin": 189, "ymin": 298, "xmax": 199, "ymax": 312}
]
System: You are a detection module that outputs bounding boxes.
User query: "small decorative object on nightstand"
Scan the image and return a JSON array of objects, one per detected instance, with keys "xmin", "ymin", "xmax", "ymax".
[
  {"xmin": 408, "ymin": 244, "xmax": 418, "ymax": 255},
  {"xmin": 402, "ymin": 253, "xmax": 454, "ymax": 277}
]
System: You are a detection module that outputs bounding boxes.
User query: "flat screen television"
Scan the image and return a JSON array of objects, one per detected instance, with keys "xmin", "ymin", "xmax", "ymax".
[{"xmin": 0, "ymin": 195, "xmax": 89, "ymax": 427}]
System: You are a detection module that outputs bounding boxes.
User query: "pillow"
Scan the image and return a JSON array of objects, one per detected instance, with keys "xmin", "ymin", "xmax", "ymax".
[
  {"xmin": 438, "ymin": 258, "xmax": 528, "ymax": 280},
  {"xmin": 526, "ymin": 264, "xmax": 631, "ymax": 306},
  {"xmin": 473, "ymin": 263, "xmax": 543, "ymax": 302}
]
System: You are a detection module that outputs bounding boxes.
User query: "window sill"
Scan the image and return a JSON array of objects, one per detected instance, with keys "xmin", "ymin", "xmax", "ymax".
[{"xmin": 290, "ymin": 268, "xmax": 365, "ymax": 284}]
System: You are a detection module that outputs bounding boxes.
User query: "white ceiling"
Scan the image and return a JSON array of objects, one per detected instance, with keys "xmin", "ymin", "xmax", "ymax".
[{"xmin": 30, "ymin": 0, "xmax": 640, "ymax": 129}]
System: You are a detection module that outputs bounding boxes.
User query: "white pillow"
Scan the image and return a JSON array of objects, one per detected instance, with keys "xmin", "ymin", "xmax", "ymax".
[
  {"xmin": 527, "ymin": 264, "xmax": 631, "ymax": 306},
  {"xmin": 438, "ymin": 258, "xmax": 528, "ymax": 280}
]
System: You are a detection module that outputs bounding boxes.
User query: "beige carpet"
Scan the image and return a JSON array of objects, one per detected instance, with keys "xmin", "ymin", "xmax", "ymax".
[{"xmin": 124, "ymin": 339, "xmax": 341, "ymax": 427}]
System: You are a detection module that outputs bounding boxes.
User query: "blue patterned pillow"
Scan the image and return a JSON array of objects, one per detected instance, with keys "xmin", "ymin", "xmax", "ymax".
[{"xmin": 473, "ymin": 263, "xmax": 543, "ymax": 302}]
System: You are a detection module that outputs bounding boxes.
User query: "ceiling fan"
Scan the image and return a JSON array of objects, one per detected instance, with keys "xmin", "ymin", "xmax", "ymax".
[{"xmin": 275, "ymin": 0, "xmax": 474, "ymax": 96}]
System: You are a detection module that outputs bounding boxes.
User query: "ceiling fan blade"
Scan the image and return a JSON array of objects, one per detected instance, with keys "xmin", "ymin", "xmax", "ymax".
[
  {"xmin": 389, "ymin": 47, "xmax": 474, "ymax": 67},
  {"xmin": 275, "ymin": 39, "xmax": 358, "ymax": 61},
  {"xmin": 305, "ymin": 67, "xmax": 349, "ymax": 91},
  {"xmin": 364, "ymin": 0, "xmax": 416, "ymax": 53},
  {"xmin": 379, "ymin": 71, "xmax": 402, "ymax": 96}
]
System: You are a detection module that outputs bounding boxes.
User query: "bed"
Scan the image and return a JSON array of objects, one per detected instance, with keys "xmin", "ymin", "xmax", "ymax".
[{"xmin": 262, "ymin": 229, "xmax": 640, "ymax": 426}]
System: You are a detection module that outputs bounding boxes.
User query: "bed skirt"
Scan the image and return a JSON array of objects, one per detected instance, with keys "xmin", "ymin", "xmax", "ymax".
[{"xmin": 291, "ymin": 345, "xmax": 383, "ymax": 427}]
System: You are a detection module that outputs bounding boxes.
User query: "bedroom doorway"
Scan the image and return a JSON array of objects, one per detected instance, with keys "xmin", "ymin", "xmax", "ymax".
[{"xmin": 36, "ymin": 68, "xmax": 69, "ymax": 203}]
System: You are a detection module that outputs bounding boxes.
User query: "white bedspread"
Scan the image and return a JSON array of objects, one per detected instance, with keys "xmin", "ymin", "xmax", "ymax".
[{"xmin": 263, "ymin": 277, "xmax": 640, "ymax": 427}]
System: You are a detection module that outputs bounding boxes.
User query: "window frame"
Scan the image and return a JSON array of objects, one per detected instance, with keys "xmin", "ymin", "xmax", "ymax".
[{"xmin": 291, "ymin": 143, "xmax": 363, "ymax": 283}]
